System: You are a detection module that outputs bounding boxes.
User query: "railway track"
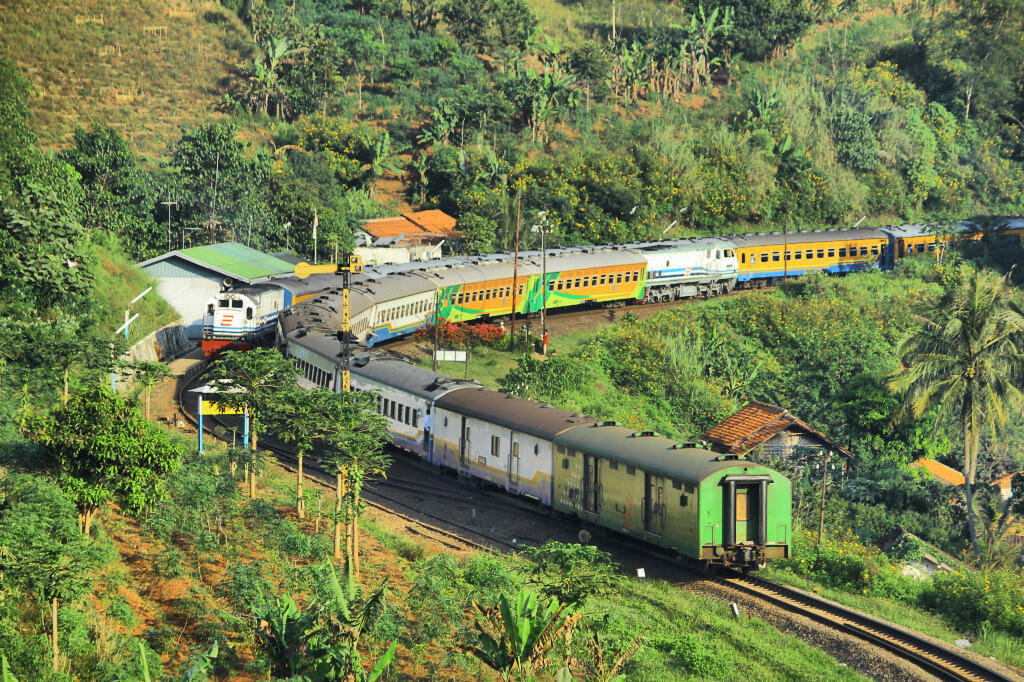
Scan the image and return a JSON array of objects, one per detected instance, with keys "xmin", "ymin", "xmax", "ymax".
[
  {"xmin": 177, "ymin": 368, "xmax": 1020, "ymax": 682},
  {"xmin": 719, "ymin": 572, "xmax": 1014, "ymax": 682}
]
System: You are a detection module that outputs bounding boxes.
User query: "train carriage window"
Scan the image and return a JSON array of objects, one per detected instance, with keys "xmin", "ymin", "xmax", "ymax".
[
  {"xmin": 412, "ymin": 411, "xmax": 418, "ymax": 427},
  {"xmin": 548, "ymin": 280, "xmax": 555, "ymax": 291},
  {"xmin": 871, "ymin": 245, "xmax": 879, "ymax": 255},
  {"xmin": 218, "ymin": 300, "xmax": 229, "ymax": 308},
  {"xmin": 616, "ymin": 273, "xmax": 623, "ymax": 284},
  {"xmin": 706, "ymin": 250, "xmax": 712, "ymax": 258},
  {"xmin": 246, "ymin": 307, "xmax": 253, "ymax": 319},
  {"xmin": 794, "ymin": 251, "xmax": 802, "ymax": 260},
  {"xmin": 772, "ymin": 252, "xmax": 780, "ymax": 262},
  {"xmin": 574, "ymin": 278, "xmax": 581, "ymax": 288},
  {"xmin": 827, "ymin": 248, "xmax": 835, "ymax": 257},
  {"xmin": 232, "ymin": 300, "xmax": 243, "ymax": 308},
  {"xmin": 804, "ymin": 249, "xmax": 812, "ymax": 259},
  {"xmin": 839, "ymin": 247, "xmax": 847, "ymax": 257},
  {"xmin": 760, "ymin": 252, "xmax": 768, "ymax": 262},
  {"xmin": 490, "ymin": 436, "xmax": 500, "ymax": 457},
  {"xmin": 860, "ymin": 246, "xmax": 869, "ymax": 255},
  {"xmin": 679, "ymin": 495, "xmax": 688, "ymax": 507},
  {"xmin": 582, "ymin": 276, "xmax": 589, "ymax": 287},
  {"xmin": 813, "ymin": 249, "xmax": 822, "ymax": 258},
  {"xmin": 390, "ymin": 402, "xmax": 396, "ymax": 419},
  {"xmin": 518, "ymin": 284, "xmax": 524, "ymax": 296},
  {"xmin": 917, "ymin": 243, "xmax": 926, "ymax": 253},
  {"xmin": 741, "ymin": 254, "xmax": 746, "ymax": 263},
  {"xmin": 556, "ymin": 445, "xmax": 566, "ymax": 454},
  {"xmin": 784, "ymin": 251, "xmax": 791, "ymax": 261},
  {"xmin": 672, "ymin": 479, "xmax": 682, "ymax": 489},
  {"xmin": 534, "ymin": 444, "xmax": 539, "ymax": 455},
  {"xmin": 626, "ymin": 465, "xmax": 635, "ymax": 475},
  {"xmin": 609, "ymin": 461, "xmax": 619, "ymax": 470},
  {"xmin": 471, "ymin": 292, "xmax": 478, "ymax": 302},
  {"xmin": 599, "ymin": 274, "xmax": 606, "ymax": 285},
  {"xmin": 557, "ymin": 280, "xmax": 564, "ymax": 290},
  {"xmin": 382, "ymin": 398, "xmax": 389, "ymax": 415}
]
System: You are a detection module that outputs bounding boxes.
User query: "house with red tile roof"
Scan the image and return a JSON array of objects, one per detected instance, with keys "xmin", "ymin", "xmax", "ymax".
[
  {"xmin": 701, "ymin": 401, "xmax": 853, "ymax": 465},
  {"xmin": 359, "ymin": 210, "xmax": 458, "ymax": 245},
  {"xmin": 910, "ymin": 458, "xmax": 966, "ymax": 487}
]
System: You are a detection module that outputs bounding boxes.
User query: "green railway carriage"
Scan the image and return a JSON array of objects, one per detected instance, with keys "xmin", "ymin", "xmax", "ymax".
[{"xmin": 551, "ymin": 424, "xmax": 791, "ymax": 567}]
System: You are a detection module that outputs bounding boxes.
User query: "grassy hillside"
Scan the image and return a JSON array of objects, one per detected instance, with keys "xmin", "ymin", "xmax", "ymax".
[
  {"xmin": 0, "ymin": 0, "xmax": 249, "ymax": 158},
  {"xmin": 91, "ymin": 235, "xmax": 180, "ymax": 342}
]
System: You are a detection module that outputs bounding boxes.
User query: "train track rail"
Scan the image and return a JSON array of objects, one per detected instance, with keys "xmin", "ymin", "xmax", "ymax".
[
  {"xmin": 177, "ymin": 368, "xmax": 1019, "ymax": 682},
  {"xmin": 719, "ymin": 572, "xmax": 1014, "ymax": 682}
]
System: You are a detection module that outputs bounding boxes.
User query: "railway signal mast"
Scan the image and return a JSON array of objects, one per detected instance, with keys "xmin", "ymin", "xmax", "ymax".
[{"xmin": 294, "ymin": 253, "xmax": 364, "ymax": 391}]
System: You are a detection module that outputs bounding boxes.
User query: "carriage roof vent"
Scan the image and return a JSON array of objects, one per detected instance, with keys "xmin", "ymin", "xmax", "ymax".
[
  {"xmin": 593, "ymin": 420, "xmax": 619, "ymax": 427},
  {"xmin": 713, "ymin": 453, "xmax": 742, "ymax": 461},
  {"xmin": 632, "ymin": 430, "xmax": 660, "ymax": 438},
  {"xmin": 353, "ymin": 356, "xmax": 370, "ymax": 367}
]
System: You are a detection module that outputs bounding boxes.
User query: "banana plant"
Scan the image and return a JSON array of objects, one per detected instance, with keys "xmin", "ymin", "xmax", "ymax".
[{"xmin": 469, "ymin": 589, "xmax": 582, "ymax": 681}]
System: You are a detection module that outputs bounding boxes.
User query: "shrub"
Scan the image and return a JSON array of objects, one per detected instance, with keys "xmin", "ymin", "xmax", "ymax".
[
  {"xmin": 775, "ymin": 528, "xmax": 919, "ymax": 601},
  {"xmin": 920, "ymin": 569, "xmax": 1024, "ymax": 637},
  {"xmin": 668, "ymin": 633, "xmax": 726, "ymax": 679}
]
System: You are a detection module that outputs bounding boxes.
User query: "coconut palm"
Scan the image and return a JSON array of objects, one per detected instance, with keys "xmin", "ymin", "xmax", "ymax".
[{"xmin": 888, "ymin": 268, "xmax": 1024, "ymax": 560}]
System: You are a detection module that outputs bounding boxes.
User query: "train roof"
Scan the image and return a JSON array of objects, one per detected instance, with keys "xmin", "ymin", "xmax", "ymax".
[
  {"xmin": 623, "ymin": 237, "xmax": 736, "ymax": 253},
  {"xmin": 878, "ymin": 224, "xmax": 932, "ymax": 238},
  {"xmin": 728, "ymin": 228, "xmax": 888, "ymax": 247},
  {"xmin": 522, "ymin": 249, "xmax": 646, "ymax": 270},
  {"xmin": 350, "ymin": 355, "xmax": 478, "ymax": 399},
  {"xmin": 435, "ymin": 387, "xmax": 598, "ymax": 440},
  {"xmin": 554, "ymin": 424, "xmax": 768, "ymax": 483}
]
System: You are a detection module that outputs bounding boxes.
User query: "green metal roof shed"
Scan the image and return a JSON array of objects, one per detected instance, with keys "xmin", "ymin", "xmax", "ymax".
[
  {"xmin": 137, "ymin": 243, "xmax": 298, "ymax": 338},
  {"xmin": 138, "ymin": 243, "xmax": 297, "ymax": 284}
]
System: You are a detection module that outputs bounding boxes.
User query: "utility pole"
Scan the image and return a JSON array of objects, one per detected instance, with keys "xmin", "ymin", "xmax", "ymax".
[
  {"xmin": 432, "ymin": 292, "xmax": 441, "ymax": 372},
  {"xmin": 533, "ymin": 210, "xmax": 550, "ymax": 356},
  {"xmin": 510, "ymin": 193, "xmax": 521, "ymax": 341},
  {"xmin": 161, "ymin": 200, "xmax": 177, "ymax": 252},
  {"xmin": 817, "ymin": 452, "xmax": 830, "ymax": 545}
]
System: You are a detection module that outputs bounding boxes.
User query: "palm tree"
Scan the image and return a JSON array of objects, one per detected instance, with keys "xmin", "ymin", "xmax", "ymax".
[{"xmin": 889, "ymin": 268, "xmax": 1024, "ymax": 560}]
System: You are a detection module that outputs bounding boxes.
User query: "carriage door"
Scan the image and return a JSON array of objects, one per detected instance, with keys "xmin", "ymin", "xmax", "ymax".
[
  {"xmin": 507, "ymin": 437, "xmax": 520, "ymax": 493},
  {"xmin": 724, "ymin": 478, "xmax": 768, "ymax": 545},
  {"xmin": 459, "ymin": 416, "xmax": 468, "ymax": 468},
  {"xmin": 582, "ymin": 454, "xmax": 600, "ymax": 513},
  {"xmin": 644, "ymin": 473, "xmax": 665, "ymax": 535}
]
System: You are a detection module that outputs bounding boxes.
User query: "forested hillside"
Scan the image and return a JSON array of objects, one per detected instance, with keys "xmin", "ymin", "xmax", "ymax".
[{"xmin": 2, "ymin": 0, "xmax": 1023, "ymax": 260}]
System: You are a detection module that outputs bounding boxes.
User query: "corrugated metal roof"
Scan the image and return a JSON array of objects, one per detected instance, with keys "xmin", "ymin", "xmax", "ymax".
[
  {"xmin": 701, "ymin": 401, "xmax": 853, "ymax": 458},
  {"xmin": 138, "ymin": 243, "xmax": 297, "ymax": 283},
  {"xmin": 554, "ymin": 424, "xmax": 772, "ymax": 483},
  {"xmin": 435, "ymin": 387, "xmax": 597, "ymax": 440}
]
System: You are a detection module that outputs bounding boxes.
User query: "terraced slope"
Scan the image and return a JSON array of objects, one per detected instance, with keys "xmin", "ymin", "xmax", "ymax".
[{"xmin": 0, "ymin": 0, "xmax": 249, "ymax": 157}]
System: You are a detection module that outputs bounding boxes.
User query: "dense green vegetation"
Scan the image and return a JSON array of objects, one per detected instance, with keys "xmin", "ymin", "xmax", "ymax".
[
  {"xmin": 4, "ymin": 0, "xmax": 1024, "ymax": 677},
  {"xmin": 5, "ymin": 0, "xmax": 1024, "ymax": 260}
]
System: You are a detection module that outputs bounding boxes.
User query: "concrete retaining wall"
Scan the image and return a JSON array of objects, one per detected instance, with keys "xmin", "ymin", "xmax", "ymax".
[{"xmin": 125, "ymin": 323, "xmax": 193, "ymax": 363}]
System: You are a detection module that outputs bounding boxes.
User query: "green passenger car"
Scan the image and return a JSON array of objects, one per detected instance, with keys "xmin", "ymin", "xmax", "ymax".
[{"xmin": 551, "ymin": 423, "xmax": 791, "ymax": 568}]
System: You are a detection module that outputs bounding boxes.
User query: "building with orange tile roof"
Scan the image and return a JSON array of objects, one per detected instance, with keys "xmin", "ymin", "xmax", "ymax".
[
  {"xmin": 910, "ymin": 458, "xmax": 966, "ymax": 486},
  {"xmin": 701, "ymin": 401, "xmax": 853, "ymax": 462},
  {"xmin": 359, "ymin": 210, "xmax": 458, "ymax": 245}
]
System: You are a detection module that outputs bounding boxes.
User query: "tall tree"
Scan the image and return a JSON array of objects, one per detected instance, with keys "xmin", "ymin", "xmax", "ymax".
[
  {"xmin": 59, "ymin": 126, "xmax": 161, "ymax": 258},
  {"xmin": 207, "ymin": 349, "xmax": 299, "ymax": 497},
  {"xmin": 267, "ymin": 386, "xmax": 339, "ymax": 521},
  {"xmin": 125, "ymin": 360, "xmax": 173, "ymax": 420},
  {"xmin": 30, "ymin": 386, "xmax": 183, "ymax": 534},
  {"xmin": 0, "ymin": 474, "xmax": 103, "ymax": 671},
  {"xmin": 317, "ymin": 390, "xmax": 389, "ymax": 577},
  {"xmin": 168, "ymin": 123, "xmax": 270, "ymax": 243},
  {"xmin": 889, "ymin": 268, "xmax": 1024, "ymax": 560}
]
